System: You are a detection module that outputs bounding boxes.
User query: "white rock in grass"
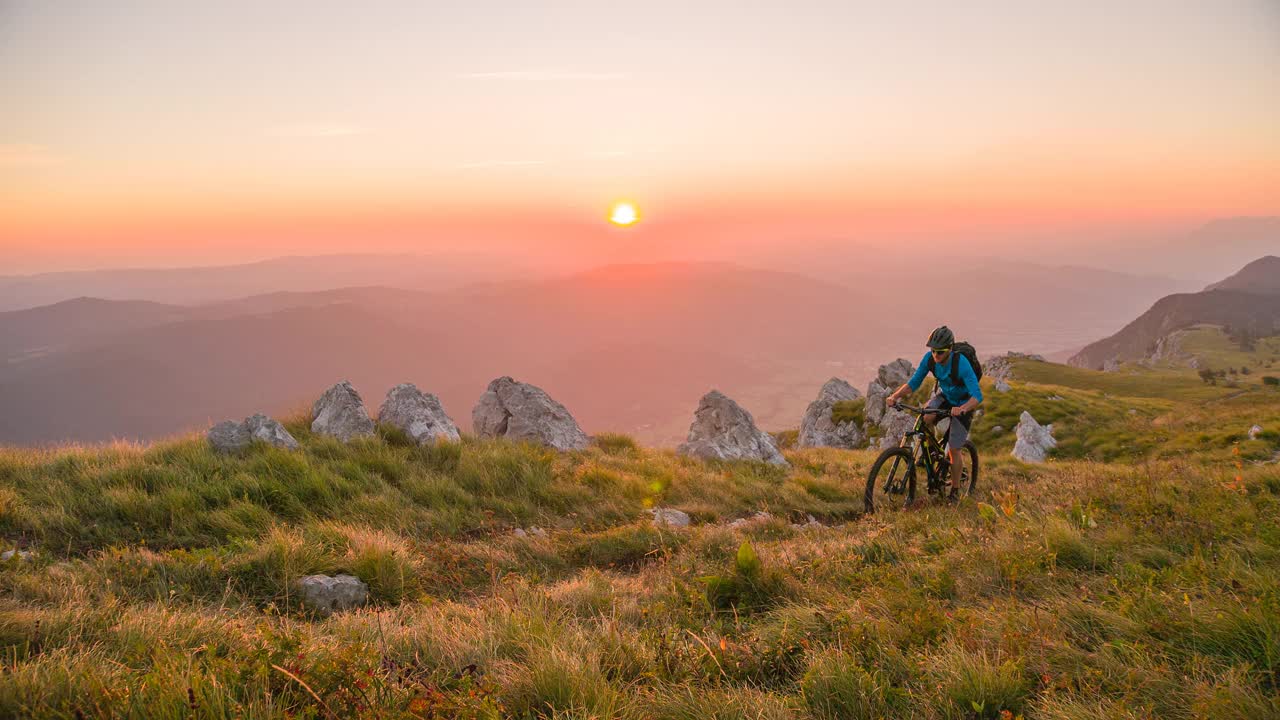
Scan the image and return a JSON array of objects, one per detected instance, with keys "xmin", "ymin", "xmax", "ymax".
[
  {"xmin": 1011, "ymin": 411, "xmax": 1056, "ymax": 463},
  {"xmin": 379, "ymin": 383, "xmax": 460, "ymax": 444},
  {"xmin": 472, "ymin": 376, "xmax": 589, "ymax": 451},
  {"xmin": 650, "ymin": 508, "xmax": 691, "ymax": 528},
  {"xmin": 312, "ymin": 381, "xmax": 375, "ymax": 441},
  {"xmin": 678, "ymin": 390, "xmax": 788, "ymax": 466},
  {"xmin": 1, "ymin": 550, "xmax": 33, "ymax": 562},
  {"xmin": 296, "ymin": 574, "xmax": 369, "ymax": 616},
  {"xmin": 994, "ymin": 379, "xmax": 1011, "ymax": 393},
  {"xmin": 207, "ymin": 420, "xmax": 251, "ymax": 453},
  {"xmin": 245, "ymin": 414, "xmax": 300, "ymax": 450},
  {"xmin": 1249, "ymin": 424, "xmax": 1264, "ymax": 440}
]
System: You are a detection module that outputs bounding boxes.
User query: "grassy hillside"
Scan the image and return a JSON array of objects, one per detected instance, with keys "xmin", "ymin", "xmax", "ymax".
[{"xmin": 2, "ymin": 361, "xmax": 1279, "ymax": 719}]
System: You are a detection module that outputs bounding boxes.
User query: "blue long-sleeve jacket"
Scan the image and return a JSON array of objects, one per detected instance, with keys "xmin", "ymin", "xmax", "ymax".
[{"xmin": 907, "ymin": 351, "xmax": 984, "ymax": 406}]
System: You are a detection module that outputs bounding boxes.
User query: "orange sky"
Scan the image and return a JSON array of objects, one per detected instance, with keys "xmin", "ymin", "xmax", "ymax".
[{"xmin": 2, "ymin": 1, "xmax": 1278, "ymax": 273}]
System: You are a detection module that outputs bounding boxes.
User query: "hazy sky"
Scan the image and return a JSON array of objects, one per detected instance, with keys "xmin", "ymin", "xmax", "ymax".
[{"xmin": 2, "ymin": 1, "xmax": 1278, "ymax": 272}]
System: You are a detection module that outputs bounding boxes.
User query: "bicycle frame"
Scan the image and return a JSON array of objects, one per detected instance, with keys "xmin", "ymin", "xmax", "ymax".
[{"xmin": 900, "ymin": 414, "xmax": 949, "ymax": 489}]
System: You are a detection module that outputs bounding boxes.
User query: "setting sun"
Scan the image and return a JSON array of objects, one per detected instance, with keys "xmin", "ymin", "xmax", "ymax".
[{"xmin": 609, "ymin": 202, "xmax": 639, "ymax": 227}]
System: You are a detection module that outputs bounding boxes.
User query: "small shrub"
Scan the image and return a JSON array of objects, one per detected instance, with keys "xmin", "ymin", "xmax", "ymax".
[
  {"xmin": 700, "ymin": 541, "xmax": 789, "ymax": 612},
  {"xmin": 1262, "ymin": 376, "xmax": 1279, "ymax": 386},
  {"xmin": 830, "ymin": 400, "xmax": 865, "ymax": 426}
]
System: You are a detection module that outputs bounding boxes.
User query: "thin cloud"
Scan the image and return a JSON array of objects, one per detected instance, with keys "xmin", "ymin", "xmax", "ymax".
[
  {"xmin": 457, "ymin": 70, "xmax": 628, "ymax": 81},
  {"xmin": 456, "ymin": 159, "xmax": 548, "ymax": 169},
  {"xmin": 0, "ymin": 144, "xmax": 63, "ymax": 167},
  {"xmin": 267, "ymin": 123, "xmax": 365, "ymax": 138}
]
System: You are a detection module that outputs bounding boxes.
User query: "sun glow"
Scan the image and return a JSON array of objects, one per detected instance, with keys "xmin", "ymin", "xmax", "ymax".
[{"xmin": 609, "ymin": 202, "xmax": 639, "ymax": 227}]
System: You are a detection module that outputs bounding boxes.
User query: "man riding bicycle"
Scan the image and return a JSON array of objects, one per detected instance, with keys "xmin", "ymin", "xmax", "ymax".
[{"xmin": 883, "ymin": 326, "xmax": 983, "ymax": 499}]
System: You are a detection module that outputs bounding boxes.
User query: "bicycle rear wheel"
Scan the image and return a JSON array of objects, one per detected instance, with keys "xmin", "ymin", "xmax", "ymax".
[{"xmin": 865, "ymin": 447, "xmax": 916, "ymax": 513}]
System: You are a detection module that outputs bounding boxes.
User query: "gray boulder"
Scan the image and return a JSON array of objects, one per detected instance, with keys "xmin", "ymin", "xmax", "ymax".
[
  {"xmin": 379, "ymin": 383, "xmax": 460, "ymax": 444},
  {"xmin": 245, "ymin": 414, "xmax": 300, "ymax": 450},
  {"xmin": 798, "ymin": 378, "xmax": 864, "ymax": 449},
  {"xmin": 864, "ymin": 358, "xmax": 915, "ymax": 426},
  {"xmin": 1, "ymin": 549, "xmax": 33, "ymax": 562},
  {"xmin": 678, "ymin": 390, "xmax": 788, "ymax": 467},
  {"xmin": 472, "ymin": 377, "xmax": 589, "ymax": 450},
  {"xmin": 208, "ymin": 420, "xmax": 251, "ymax": 453},
  {"xmin": 878, "ymin": 410, "xmax": 917, "ymax": 449},
  {"xmin": 1012, "ymin": 411, "xmax": 1056, "ymax": 463},
  {"xmin": 650, "ymin": 508, "xmax": 691, "ymax": 527},
  {"xmin": 994, "ymin": 379, "xmax": 1011, "ymax": 393},
  {"xmin": 311, "ymin": 381, "xmax": 375, "ymax": 441},
  {"xmin": 296, "ymin": 574, "xmax": 369, "ymax": 616}
]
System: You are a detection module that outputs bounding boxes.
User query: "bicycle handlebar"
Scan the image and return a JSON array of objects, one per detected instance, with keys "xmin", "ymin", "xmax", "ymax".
[{"xmin": 888, "ymin": 402, "xmax": 949, "ymax": 415}]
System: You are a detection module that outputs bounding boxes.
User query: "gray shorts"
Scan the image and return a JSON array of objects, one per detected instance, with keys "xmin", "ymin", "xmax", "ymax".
[{"xmin": 926, "ymin": 394, "xmax": 972, "ymax": 450}]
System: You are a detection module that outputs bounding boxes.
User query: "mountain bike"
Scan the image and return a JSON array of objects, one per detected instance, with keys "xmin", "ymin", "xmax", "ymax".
[{"xmin": 864, "ymin": 402, "xmax": 979, "ymax": 513}]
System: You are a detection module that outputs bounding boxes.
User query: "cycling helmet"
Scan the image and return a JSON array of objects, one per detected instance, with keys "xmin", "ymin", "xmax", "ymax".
[{"xmin": 927, "ymin": 326, "xmax": 954, "ymax": 349}]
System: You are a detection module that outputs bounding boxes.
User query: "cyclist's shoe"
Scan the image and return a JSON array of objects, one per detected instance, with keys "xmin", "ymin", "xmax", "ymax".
[{"xmin": 945, "ymin": 483, "xmax": 960, "ymax": 502}]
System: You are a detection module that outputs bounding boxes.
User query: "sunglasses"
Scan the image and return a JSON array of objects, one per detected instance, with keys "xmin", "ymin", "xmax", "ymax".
[{"xmin": 931, "ymin": 347, "xmax": 951, "ymax": 356}]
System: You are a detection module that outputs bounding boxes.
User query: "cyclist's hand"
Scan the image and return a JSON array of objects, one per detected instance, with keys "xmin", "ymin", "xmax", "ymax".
[
  {"xmin": 950, "ymin": 406, "xmax": 965, "ymax": 417},
  {"xmin": 885, "ymin": 396, "xmax": 900, "ymax": 409}
]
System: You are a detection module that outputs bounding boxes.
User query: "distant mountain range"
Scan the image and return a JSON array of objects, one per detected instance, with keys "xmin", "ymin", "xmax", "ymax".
[
  {"xmin": 0, "ymin": 251, "xmax": 1246, "ymax": 447},
  {"xmin": 1069, "ymin": 256, "xmax": 1280, "ymax": 370},
  {"xmin": 0, "ymin": 253, "xmax": 533, "ymax": 312}
]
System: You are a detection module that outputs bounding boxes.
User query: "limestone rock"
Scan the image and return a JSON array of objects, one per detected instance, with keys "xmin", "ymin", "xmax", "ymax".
[
  {"xmin": 1011, "ymin": 411, "xmax": 1056, "ymax": 463},
  {"xmin": 798, "ymin": 378, "xmax": 864, "ymax": 448},
  {"xmin": 1, "ymin": 549, "xmax": 33, "ymax": 562},
  {"xmin": 208, "ymin": 420, "xmax": 251, "ymax": 453},
  {"xmin": 990, "ymin": 425, "xmax": 1004, "ymax": 435},
  {"xmin": 311, "ymin": 381, "xmax": 375, "ymax": 441},
  {"xmin": 379, "ymin": 383, "xmax": 460, "ymax": 444},
  {"xmin": 678, "ymin": 390, "xmax": 788, "ymax": 466},
  {"xmin": 650, "ymin": 508, "xmax": 691, "ymax": 527},
  {"xmin": 994, "ymin": 379, "xmax": 1011, "ymax": 393},
  {"xmin": 296, "ymin": 574, "xmax": 369, "ymax": 615},
  {"xmin": 513, "ymin": 526, "xmax": 548, "ymax": 539},
  {"xmin": 864, "ymin": 358, "xmax": 915, "ymax": 426},
  {"xmin": 472, "ymin": 377, "xmax": 589, "ymax": 450},
  {"xmin": 1249, "ymin": 424, "xmax": 1264, "ymax": 440},
  {"xmin": 878, "ymin": 409, "xmax": 917, "ymax": 449},
  {"xmin": 245, "ymin": 414, "xmax": 300, "ymax": 450}
]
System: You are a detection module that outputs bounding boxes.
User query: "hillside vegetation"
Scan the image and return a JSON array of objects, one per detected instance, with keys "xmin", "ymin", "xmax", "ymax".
[{"xmin": 2, "ymin": 360, "xmax": 1279, "ymax": 719}]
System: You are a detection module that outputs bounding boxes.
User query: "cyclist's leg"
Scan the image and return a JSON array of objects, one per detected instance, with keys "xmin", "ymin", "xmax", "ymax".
[
  {"xmin": 924, "ymin": 393, "xmax": 947, "ymax": 432},
  {"xmin": 946, "ymin": 411, "xmax": 973, "ymax": 496}
]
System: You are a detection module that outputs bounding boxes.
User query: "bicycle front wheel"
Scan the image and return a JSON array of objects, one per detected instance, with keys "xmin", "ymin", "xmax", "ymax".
[
  {"xmin": 955, "ymin": 441, "xmax": 979, "ymax": 499},
  {"xmin": 865, "ymin": 446, "xmax": 916, "ymax": 513}
]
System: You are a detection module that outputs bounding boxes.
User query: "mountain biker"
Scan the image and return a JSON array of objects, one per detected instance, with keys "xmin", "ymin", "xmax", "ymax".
[{"xmin": 883, "ymin": 326, "xmax": 983, "ymax": 499}]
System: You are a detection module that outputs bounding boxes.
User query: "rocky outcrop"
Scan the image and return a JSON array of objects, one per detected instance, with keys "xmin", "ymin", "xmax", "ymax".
[
  {"xmin": 984, "ymin": 352, "xmax": 1046, "ymax": 382},
  {"xmin": 472, "ymin": 377, "xmax": 589, "ymax": 451},
  {"xmin": 296, "ymin": 574, "xmax": 369, "ymax": 616},
  {"xmin": 864, "ymin": 358, "xmax": 915, "ymax": 426},
  {"xmin": 311, "ymin": 381, "xmax": 376, "ymax": 441},
  {"xmin": 677, "ymin": 390, "xmax": 788, "ymax": 466},
  {"xmin": 798, "ymin": 378, "xmax": 864, "ymax": 448},
  {"xmin": 1012, "ymin": 411, "xmax": 1056, "ymax": 463},
  {"xmin": 378, "ymin": 383, "xmax": 459, "ymax": 444},
  {"xmin": 246, "ymin": 414, "xmax": 300, "ymax": 450},
  {"xmin": 863, "ymin": 358, "xmax": 916, "ymax": 448},
  {"xmin": 208, "ymin": 420, "xmax": 252, "ymax": 453}
]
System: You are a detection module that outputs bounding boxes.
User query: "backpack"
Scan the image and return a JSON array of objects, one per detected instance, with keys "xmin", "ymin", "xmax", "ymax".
[{"xmin": 928, "ymin": 340, "xmax": 983, "ymax": 389}]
